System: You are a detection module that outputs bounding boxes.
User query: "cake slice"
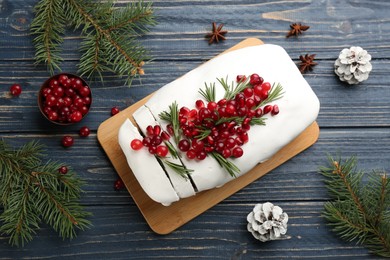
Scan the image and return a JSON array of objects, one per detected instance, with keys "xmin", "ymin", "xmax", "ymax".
[{"xmin": 118, "ymin": 44, "xmax": 320, "ymax": 206}]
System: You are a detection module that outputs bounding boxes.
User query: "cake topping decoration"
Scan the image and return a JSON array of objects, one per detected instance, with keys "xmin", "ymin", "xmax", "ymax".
[{"xmin": 130, "ymin": 73, "xmax": 284, "ymax": 178}]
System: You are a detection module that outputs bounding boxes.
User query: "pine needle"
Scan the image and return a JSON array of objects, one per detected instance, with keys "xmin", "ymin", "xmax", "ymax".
[
  {"xmin": 320, "ymin": 155, "xmax": 390, "ymax": 257},
  {"xmin": 0, "ymin": 140, "xmax": 92, "ymax": 247},
  {"xmin": 30, "ymin": 0, "xmax": 156, "ymax": 85}
]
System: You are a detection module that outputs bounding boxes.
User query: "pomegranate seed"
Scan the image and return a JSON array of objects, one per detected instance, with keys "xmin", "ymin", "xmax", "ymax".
[
  {"xmin": 153, "ymin": 125, "xmax": 161, "ymax": 136},
  {"xmin": 237, "ymin": 107, "xmax": 248, "ymax": 117},
  {"xmin": 217, "ymin": 98, "xmax": 227, "ymax": 107},
  {"xmin": 166, "ymin": 124, "xmax": 174, "ymax": 135},
  {"xmin": 58, "ymin": 166, "xmax": 68, "ymax": 174},
  {"xmin": 259, "ymin": 89, "xmax": 269, "ymax": 100},
  {"xmin": 235, "ymin": 136, "xmax": 244, "ymax": 146},
  {"xmin": 151, "ymin": 135, "xmax": 163, "ymax": 146},
  {"xmin": 245, "ymin": 98, "xmax": 256, "ymax": 109},
  {"xmin": 10, "ymin": 84, "xmax": 22, "ymax": 96},
  {"xmin": 248, "ymin": 109, "xmax": 256, "ymax": 118},
  {"xmin": 255, "ymin": 108, "xmax": 263, "ymax": 117},
  {"xmin": 111, "ymin": 106, "xmax": 120, "ymax": 116},
  {"xmin": 236, "ymin": 75, "xmax": 246, "ymax": 82},
  {"xmin": 148, "ymin": 146, "xmax": 157, "ymax": 155},
  {"xmin": 161, "ymin": 131, "xmax": 170, "ymax": 140},
  {"xmin": 196, "ymin": 150, "xmax": 207, "ymax": 160},
  {"xmin": 225, "ymin": 104, "xmax": 236, "ymax": 115},
  {"xmin": 198, "ymin": 107, "xmax": 211, "ymax": 121},
  {"xmin": 207, "ymin": 135, "xmax": 215, "ymax": 145},
  {"xmin": 186, "ymin": 149, "xmax": 196, "ymax": 159},
  {"xmin": 142, "ymin": 137, "xmax": 152, "ymax": 147},
  {"xmin": 254, "ymin": 95, "xmax": 261, "ymax": 106},
  {"xmin": 188, "ymin": 109, "xmax": 198, "ymax": 118},
  {"xmin": 232, "ymin": 147, "xmax": 244, "ymax": 158},
  {"xmin": 205, "ymin": 146, "xmax": 215, "ymax": 153},
  {"xmin": 263, "ymin": 105, "xmax": 273, "ymax": 114},
  {"xmin": 220, "ymin": 130, "xmax": 230, "ymax": 140},
  {"xmin": 61, "ymin": 136, "xmax": 74, "ymax": 147},
  {"xmin": 207, "ymin": 101, "xmax": 218, "ymax": 111},
  {"xmin": 249, "ymin": 74, "xmax": 263, "ymax": 86},
  {"xmin": 195, "ymin": 100, "xmax": 205, "ymax": 109},
  {"xmin": 131, "ymin": 139, "xmax": 143, "ymax": 150},
  {"xmin": 192, "ymin": 139, "xmax": 204, "ymax": 152},
  {"xmin": 243, "ymin": 117, "xmax": 252, "ymax": 125},
  {"xmin": 146, "ymin": 125, "xmax": 154, "ymax": 136},
  {"xmin": 271, "ymin": 104, "xmax": 280, "ymax": 115},
  {"xmin": 217, "ymin": 107, "xmax": 226, "ymax": 117},
  {"xmin": 240, "ymin": 133, "xmax": 249, "ymax": 143},
  {"xmin": 225, "ymin": 137, "xmax": 236, "ymax": 149},
  {"xmin": 79, "ymin": 126, "xmax": 91, "ymax": 137},
  {"xmin": 222, "ymin": 149, "xmax": 232, "ymax": 158},
  {"xmin": 253, "ymin": 84, "xmax": 262, "ymax": 96},
  {"xmin": 179, "ymin": 106, "xmax": 190, "ymax": 116},
  {"xmin": 178, "ymin": 139, "xmax": 191, "ymax": 152},
  {"xmin": 242, "ymin": 123, "xmax": 251, "ymax": 132},
  {"xmin": 156, "ymin": 145, "xmax": 169, "ymax": 157}
]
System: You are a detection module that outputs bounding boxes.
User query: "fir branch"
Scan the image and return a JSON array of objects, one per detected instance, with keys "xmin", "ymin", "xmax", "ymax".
[
  {"xmin": 210, "ymin": 152, "xmax": 240, "ymax": 178},
  {"xmin": 0, "ymin": 140, "xmax": 92, "ymax": 247},
  {"xmin": 162, "ymin": 160, "xmax": 193, "ymax": 179},
  {"xmin": 31, "ymin": 0, "xmax": 156, "ymax": 85},
  {"xmin": 320, "ymin": 155, "xmax": 390, "ymax": 257},
  {"xmin": 199, "ymin": 82, "xmax": 216, "ymax": 102}
]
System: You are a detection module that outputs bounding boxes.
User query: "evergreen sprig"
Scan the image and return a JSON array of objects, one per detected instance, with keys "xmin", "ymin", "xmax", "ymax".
[
  {"xmin": 0, "ymin": 140, "xmax": 92, "ymax": 247},
  {"xmin": 320, "ymin": 155, "xmax": 390, "ymax": 257},
  {"xmin": 30, "ymin": 0, "xmax": 156, "ymax": 85}
]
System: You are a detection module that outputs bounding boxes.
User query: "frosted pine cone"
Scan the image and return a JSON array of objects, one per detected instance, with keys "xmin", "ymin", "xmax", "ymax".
[
  {"xmin": 246, "ymin": 202, "xmax": 288, "ymax": 242},
  {"xmin": 334, "ymin": 46, "xmax": 372, "ymax": 85}
]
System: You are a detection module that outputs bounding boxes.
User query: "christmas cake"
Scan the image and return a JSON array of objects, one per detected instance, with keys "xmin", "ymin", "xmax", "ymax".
[{"xmin": 118, "ymin": 44, "xmax": 320, "ymax": 206}]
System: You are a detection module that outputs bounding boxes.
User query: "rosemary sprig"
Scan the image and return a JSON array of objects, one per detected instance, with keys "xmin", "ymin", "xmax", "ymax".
[
  {"xmin": 215, "ymin": 116, "xmax": 266, "ymax": 126},
  {"xmin": 164, "ymin": 141, "xmax": 180, "ymax": 159},
  {"xmin": 210, "ymin": 152, "xmax": 240, "ymax": 178},
  {"xmin": 218, "ymin": 76, "xmax": 250, "ymax": 100},
  {"xmin": 199, "ymin": 82, "xmax": 216, "ymax": 102},
  {"xmin": 257, "ymin": 82, "xmax": 284, "ymax": 108},
  {"xmin": 162, "ymin": 160, "xmax": 193, "ymax": 179},
  {"xmin": 159, "ymin": 102, "xmax": 180, "ymax": 144}
]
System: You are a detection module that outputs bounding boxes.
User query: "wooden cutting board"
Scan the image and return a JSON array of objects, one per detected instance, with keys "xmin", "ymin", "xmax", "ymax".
[{"xmin": 97, "ymin": 38, "xmax": 320, "ymax": 234}]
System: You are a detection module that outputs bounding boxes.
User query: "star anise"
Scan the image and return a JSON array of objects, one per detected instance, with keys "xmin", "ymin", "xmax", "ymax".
[
  {"xmin": 298, "ymin": 54, "xmax": 317, "ymax": 73},
  {"xmin": 206, "ymin": 22, "xmax": 227, "ymax": 44},
  {"xmin": 286, "ymin": 23, "xmax": 310, "ymax": 38}
]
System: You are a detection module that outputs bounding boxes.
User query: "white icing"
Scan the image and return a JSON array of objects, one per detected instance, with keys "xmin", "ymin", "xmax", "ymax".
[
  {"xmin": 132, "ymin": 106, "xmax": 196, "ymax": 199},
  {"xmin": 119, "ymin": 44, "xmax": 320, "ymax": 206},
  {"xmin": 118, "ymin": 119, "xmax": 179, "ymax": 206}
]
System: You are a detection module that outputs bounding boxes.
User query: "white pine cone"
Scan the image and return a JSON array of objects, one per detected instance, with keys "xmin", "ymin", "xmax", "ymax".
[
  {"xmin": 246, "ymin": 202, "xmax": 289, "ymax": 242},
  {"xmin": 334, "ymin": 46, "xmax": 372, "ymax": 85}
]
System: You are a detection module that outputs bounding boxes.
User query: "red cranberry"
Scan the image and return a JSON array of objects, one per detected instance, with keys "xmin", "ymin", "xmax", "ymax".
[
  {"xmin": 58, "ymin": 166, "xmax": 68, "ymax": 174},
  {"xmin": 192, "ymin": 139, "xmax": 204, "ymax": 152},
  {"xmin": 156, "ymin": 145, "xmax": 168, "ymax": 157},
  {"xmin": 195, "ymin": 100, "xmax": 205, "ymax": 109},
  {"xmin": 249, "ymin": 73, "xmax": 263, "ymax": 86},
  {"xmin": 196, "ymin": 150, "xmax": 207, "ymax": 160},
  {"xmin": 61, "ymin": 136, "xmax": 74, "ymax": 147},
  {"xmin": 142, "ymin": 137, "xmax": 152, "ymax": 147},
  {"xmin": 236, "ymin": 75, "xmax": 247, "ymax": 83},
  {"xmin": 70, "ymin": 111, "xmax": 83, "ymax": 122},
  {"xmin": 146, "ymin": 125, "xmax": 154, "ymax": 136},
  {"xmin": 111, "ymin": 106, "xmax": 120, "ymax": 116},
  {"xmin": 49, "ymin": 79, "xmax": 59, "ymax": 88},
  {"xmin": 131, "ymin": 139, "xmax": 143, "ymax": 150},
  {"xmin": 186, "ymin": 149, "xmax": 196, "ymax": 159},
  {"xmin": 79, "ymin": 126, "xmax": 91, "ymax": 137},
  {"xmin": 232, "ymin": 147, "xmax": 243, "ymax": 158},
  {"xmin": 178, "ymin": 139, "xmax": 191, "ymax": 152},
  {"xmin": 114, "ymin": 178, "xmax": 125, "ymax": 191},
  {"xmin": 263, "ymin": 105, "xmax": 273, "ymax": 114},
  {"xmin": 58, "ymin": 74, "xmax": 69, "ymax": 85},
  {"xmin": 153, "ymin": 125, "xmax": 161, "ymax": 136},
  {"xmin": 271, "ymin": 104, "xmax": 279, "ymax": 115},
  {"xmin": 78, "ymin": 86, "xmax": 91, "ymax": 97},
  {"xmin": 52, "ymin": 86, "xmax": 64, "ymax": 97},
  {"xmin": 10, "ymin": 84, "xmax": 22, "ymax": 96},
  {"xmin": 148, "ymin": 146, "xmax": 157, "ymax": 154},
  {"xmin": 261, "ymin": 82, "xmax": 271, "ymax": 91},
  {"xmin": 161, "ymin": 131, "xmax": 170, "ymax": 140},
  {"xmin": 47, "ymin": 110, "xmax": 58, "ymax": 121}
]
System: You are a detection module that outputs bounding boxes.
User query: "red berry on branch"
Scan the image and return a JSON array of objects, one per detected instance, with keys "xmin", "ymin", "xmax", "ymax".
[
  {"xmin": 10, "ymin": 84, "xmax": 22, "ymax": 96},
  {"xmin": 58, "ymin": 166, "xmax": 68, "ymax": 174}
]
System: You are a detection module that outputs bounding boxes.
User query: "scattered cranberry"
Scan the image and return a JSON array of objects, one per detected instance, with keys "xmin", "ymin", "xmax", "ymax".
[
  {"xmin": 70, "ymin": 111, "xmax": 83, "ymax": 122},
  {"xmin": 10, "ymin": 84, "xmax": 22, "ymax": 96},
  {"xmin": 114, "ymin": 178, "xmax": 125, "ymax": 191},
  {"xmin": 58, "ymin": 166, "xmax": 68, "ymax": 174},
  {"xmin": 111, "ymin": 106, "xmax": 120, "ymax": 116},
  {"xmin": 79, "ymin": 126, "xmax": 91, "ymax": 137},
  {"xmin": 61, "ymin": 135, "xmax": 74, "ymax": 147},
  {"xmin": 156, "ymin": 145, "xmax": 169, "ymax": 157}
]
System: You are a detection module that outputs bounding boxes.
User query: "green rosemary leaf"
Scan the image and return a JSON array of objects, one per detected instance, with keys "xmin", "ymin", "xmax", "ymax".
[
  {"xmin": 219, "ymin": 76, "xmax": 250, "ymax": 100},
  {"xmin": 158, "ymin": 110, "xmax": 172, "ymax": 122},
  {"xmin": 162, "ymin": 160, "xmax": 193, "ymax": 179},
  {"xmin": 164, "ymin": 141, "xmax": 180, "ymax": 159},
  {"xmin": 159, "ymin": 102, "xmax": 180, "ymax": 144},
  {"xmin": 257, "ymin": 82, "xmax": 284, "ymax": 108},
  {"xmin": 195, "ymin": 128, "xmax": 212, "ymax": 141},
  {"xmin": 210, "ymin": 152, "xmax": 240, "ymax": 178},
  {"xmin": 199, "ymin": 82, "xmax": 216, "ymax": 102}
]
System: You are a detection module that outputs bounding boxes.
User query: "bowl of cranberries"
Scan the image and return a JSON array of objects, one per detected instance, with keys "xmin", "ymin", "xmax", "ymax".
[{"xmin": 38, "ymin": 73, "xmax": 92, "ymax": 125}]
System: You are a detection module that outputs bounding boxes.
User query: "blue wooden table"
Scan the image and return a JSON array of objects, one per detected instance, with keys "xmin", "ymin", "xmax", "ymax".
[{"xmin": 1, "ymin": 0, "xmax": 389, "ymax": 259}]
